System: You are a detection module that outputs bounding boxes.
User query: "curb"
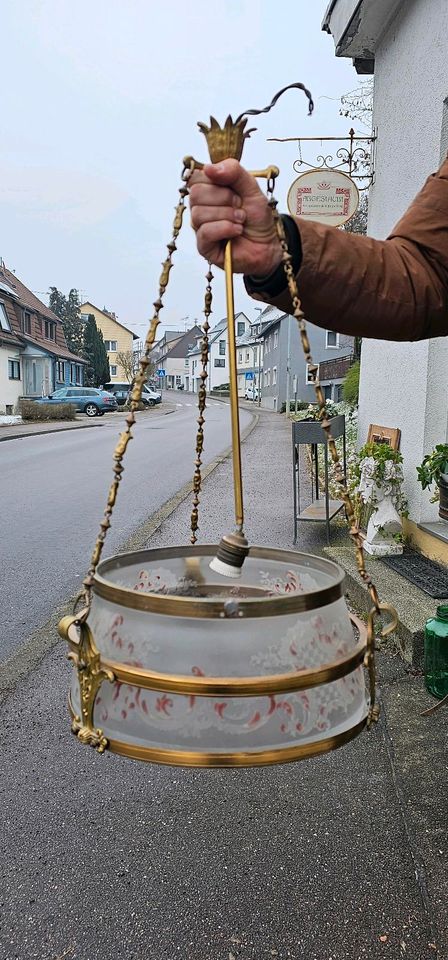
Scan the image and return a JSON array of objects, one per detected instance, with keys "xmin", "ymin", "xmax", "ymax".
[{"xmin": 0, "ymin": 409, "xmax": 259, "ymax": 703}]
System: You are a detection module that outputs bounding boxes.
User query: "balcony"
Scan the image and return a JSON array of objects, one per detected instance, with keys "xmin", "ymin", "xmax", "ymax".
[{"xmin": 319, "ymin": 354, "xmax": 354, "ymax": 383}]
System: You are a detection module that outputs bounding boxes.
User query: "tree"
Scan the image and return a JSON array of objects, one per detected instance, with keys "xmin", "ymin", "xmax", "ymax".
[
  {"xmin": 115, "ymin": 350, "xmax": 136, "ymax": 383},
  {"xmin": 48, "ymin": 286, "xmax": 84, "ymax": 355},
  {"xmin": 340, "ymin": 78, "xmax": 373, "ymax": 131},
  {"xmin": 342, "ymin": 360, "xmax": 360, "ymax": 406},
  {"xmin": 83, "ymin": 314, "xmax": 110, "ymax": 387}
]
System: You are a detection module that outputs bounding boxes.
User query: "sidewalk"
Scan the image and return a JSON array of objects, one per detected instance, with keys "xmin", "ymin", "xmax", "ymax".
[{"xmin": 0, "ymin": 409, "xmax": 445, "ymax": 960}]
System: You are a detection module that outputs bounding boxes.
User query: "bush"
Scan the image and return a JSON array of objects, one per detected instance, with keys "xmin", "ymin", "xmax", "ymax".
[
  {"xmin": 19, "ymin": 399, "xmax": 77, "ymax": 421},
  {"xmin": 342, "ymin": 360, "xmax": 360, "ymax": 405}
]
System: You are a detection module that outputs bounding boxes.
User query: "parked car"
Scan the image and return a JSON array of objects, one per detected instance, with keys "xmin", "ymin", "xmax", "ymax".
[
  {"xmin": 103, "ymin": 382, "xmax": 162, "ymax": 407},
  {"xmin": 244, "ymin": 384, "xmax": 259, "ymax": 401},
  {"xmin": 33, "ymin": 386, "xmax": 118, "ymax": 417}
]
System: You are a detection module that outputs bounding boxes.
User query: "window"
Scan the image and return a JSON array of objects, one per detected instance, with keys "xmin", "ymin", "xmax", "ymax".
[
  {"xmin": 238, "ymin": 351, "xmax": 243, "ymax": 363},
  {"xmin": 44, "ymin": 319, "xmax": 56, "ymax": 341},
  {"xmin": 245, "ymin": 351, "xmax": 250, "ymax": 362},
  {"xmin": 326, "ymin": 330, "xmax": 339, "ymax": 348},
  {"xmin": 0, "ymin": 303, "xmax": 11, "ymax": 332},
  {"xmin": 219, "ymin": 340, "xmax": 226, "ymax": 356},
  {"xmin": 175, "ymin": 375, "xmax": 182, "ymax": 385},
  {"xmin": 306, "ymin": 364, "xmax": 316, "ymax": 384},
  {"xmin": 264, "ymin": 368, "xmax": 271, "ymax": 387},
  {"xmin": 109, "ymin": 364, "xmax": 117, "ymax": 377},
  {"xmin": 80, "ymin": 313, "xmax": 90, "ymax": 323},
  {"xmin": 185, "ymin": 357, "xmax": 189, "ymax": 367},
  {"xmin": 214, "ymin": 358, "xmax": 225, "ymax": 367},
  {"xmin": 335, "ymin": 384, "xmax": 344, "ymax": 402},
  {"xmin": 273, "ymin": 366, "xmax": 277, "ymax": 386},
  {"xmin": 237, "ymin": 320, "xmax": 245, "ymax": 336},
  {"xmin": 22, "ymin": 310, "xmax": 32, "ymax": 334},
  {"xmin": 265, "ymin": 336, "xmax": 270, "ymax": 353},
  {"xmin": 70, "ymin": 364, "xmax": 82, "ymax": 385},
  {"xmin": 104, "ymin": 340, "xmax": 117, "ymax": 352},
  {"xmin": 8, "ymin": 359, "xmax": 20, "ymax": 380},
  {"xmin": 56, "ymin": 361, "xmax": 65, "ymax": 382},
  {"xmin": 273, "ymin": 331, "xmax": 278, "ymax": 349}
]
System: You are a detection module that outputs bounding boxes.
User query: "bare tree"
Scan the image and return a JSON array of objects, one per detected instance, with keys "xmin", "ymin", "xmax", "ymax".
[
  {"xmin": 340, "ymin": 78, "xmax": 373, "ymax": 131},
  {"xmin": 115, "ymin": 350, "xmax": 136, "ymax": 383}
]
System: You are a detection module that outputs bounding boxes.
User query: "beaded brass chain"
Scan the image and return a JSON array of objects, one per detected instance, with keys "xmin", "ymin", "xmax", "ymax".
[
  {"xmin": 266, "ymin": 174, "xmax": 397, "ymax": 723},
  {"xmin": 75, "ymin": 159, "xmax": 194, "ymax": 617},
  {"xmin": 190, "ymin": 265, "xmax": 213, "ymax": 543}
]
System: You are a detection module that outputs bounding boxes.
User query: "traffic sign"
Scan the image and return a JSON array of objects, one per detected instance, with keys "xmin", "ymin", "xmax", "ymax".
[
  {"xmin": 157, "ymin": 368, "xmax": 166, "ymax": 377},
  {"xmin": 245, "ymin": 371, "xmax": 254, "ymax": 381}
]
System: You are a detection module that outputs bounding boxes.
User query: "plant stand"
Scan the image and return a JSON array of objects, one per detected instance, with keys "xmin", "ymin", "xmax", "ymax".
[{"xmin": 292, "ymin": 415, "xmax": 346, "ymax": 545}]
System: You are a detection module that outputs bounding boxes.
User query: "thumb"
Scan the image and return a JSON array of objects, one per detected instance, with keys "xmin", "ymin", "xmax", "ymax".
[{"xmin": 203, "ymin": 159, "xmax": 263, "ymax": 200}]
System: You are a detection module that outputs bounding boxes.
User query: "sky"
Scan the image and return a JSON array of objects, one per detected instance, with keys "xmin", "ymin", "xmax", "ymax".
[{"xmin": 1, "ymin": 1, "xmax": 360, "ymax": 341}]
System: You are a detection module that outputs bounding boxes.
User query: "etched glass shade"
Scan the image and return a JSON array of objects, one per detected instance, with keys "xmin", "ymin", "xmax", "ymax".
[{"xmin": 69, "ymin": 546, "xmax": 369, "ymax": 766}]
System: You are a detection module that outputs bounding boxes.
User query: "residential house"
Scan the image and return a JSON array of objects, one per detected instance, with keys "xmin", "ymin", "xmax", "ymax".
[
  {"xmin": 0, "ymin": 261, "xmax": 85, "ymax": 413},
  {"xmin": 257, "ymin": 304, "xmax": 354, "ymax": 411},
  {"xmin": 188, "ymin": 313, "xmax": 250, "ymax": 393},
  {"xmin": 323, "ymin": 0, "xmax": 448, "ymax": 560},
  {"xmin": 155, "ymin": 324, "xmax": 202, "ymax": 390},
  {"xmin": 80, "ymin": 301, "xmax": 138, "ymax": 382}
]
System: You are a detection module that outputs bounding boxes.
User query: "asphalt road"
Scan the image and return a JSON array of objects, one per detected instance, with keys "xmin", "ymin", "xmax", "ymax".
[{"xmin": 0, "ymin": 401, "xmax": 251, "ymax": 662}]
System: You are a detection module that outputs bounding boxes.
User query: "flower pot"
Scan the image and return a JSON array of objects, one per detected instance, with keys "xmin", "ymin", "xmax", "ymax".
[{"xmin": 438, "ymin": 474, "xmax": 448, "ymax": 521}]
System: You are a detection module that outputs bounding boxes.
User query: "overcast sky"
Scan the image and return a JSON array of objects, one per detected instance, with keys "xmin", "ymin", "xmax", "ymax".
[{"xmin": 1, "ymin": 1, "xmax": 359, "ymax": 340}]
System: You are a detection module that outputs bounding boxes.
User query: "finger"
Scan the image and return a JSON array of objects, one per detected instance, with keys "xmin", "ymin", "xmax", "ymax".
[
  {"xmin": 191, "ymin": 204, "xmax": 246, "ymax": 230},
  {"xmin": 196, "ymin": 220, "xmax": 244, "ymax": 257},
  {"xmin": 189, "ymin": 183, "xmax": 241, "ymax": 208},
  {"xmin": 203, "ymin": 159, "xmax": 264, "ymax": 200}
]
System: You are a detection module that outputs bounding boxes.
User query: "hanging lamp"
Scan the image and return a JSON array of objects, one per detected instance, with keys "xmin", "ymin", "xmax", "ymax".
[{"xmin": 58, "ymin": 83, "xmax": 397, "ymax": 767}]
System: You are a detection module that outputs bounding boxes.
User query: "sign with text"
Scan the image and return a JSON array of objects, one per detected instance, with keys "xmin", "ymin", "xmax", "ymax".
[{"xmin": 287, "ymin": 168, "xmax": 359, "ymax": 227}]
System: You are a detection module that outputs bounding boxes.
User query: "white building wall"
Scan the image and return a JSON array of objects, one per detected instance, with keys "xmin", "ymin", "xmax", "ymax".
[
  {"xmin": 358, "ymin": 0, "xmax": 448, "ymax": 524},
  {"xmin": 0, "ymin": 347, "xmax": 23, "ymax": 412}
]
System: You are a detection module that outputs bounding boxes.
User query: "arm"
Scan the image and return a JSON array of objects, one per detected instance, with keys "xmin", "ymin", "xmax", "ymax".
[{"xmin": 245, "ymin": 160, "xmax": 448, "ymax": 341}]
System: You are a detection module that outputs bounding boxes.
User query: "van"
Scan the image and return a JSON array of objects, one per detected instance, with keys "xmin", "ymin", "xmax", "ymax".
[{"xmin": 104, "ymin": 382, "xmax": 162, "ymax": 406}]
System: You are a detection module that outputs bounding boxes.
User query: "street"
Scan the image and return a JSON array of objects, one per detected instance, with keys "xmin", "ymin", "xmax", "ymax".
[
  {"xmin": 0, "ymin": 409, "xmax": 443, "ymax": 960},
  {"xmin": 0, "ymin": 402, "xmax": 251, "ymax": 662}
]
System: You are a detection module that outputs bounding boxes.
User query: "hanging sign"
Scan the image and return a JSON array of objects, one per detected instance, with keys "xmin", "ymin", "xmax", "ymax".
[{"xmin": 287, "ymin": 168, "xmax": 359, "ymax": 227}]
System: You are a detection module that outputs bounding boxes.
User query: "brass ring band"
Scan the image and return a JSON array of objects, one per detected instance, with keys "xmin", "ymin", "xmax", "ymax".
[
  {"xmin": 100, "ymin": 630, "xmax": 366, "ymax": 697},
  {"xmin": 93, "ymin": 545, "xmax": 345, "ymax": 619},
  {"xmin": 105, "ymin": 717, "xmax": 368, "ymax": 768}
]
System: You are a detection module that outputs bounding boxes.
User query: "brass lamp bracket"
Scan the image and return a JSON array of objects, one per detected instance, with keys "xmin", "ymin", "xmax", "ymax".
[{"xmin": 59, "ymin": 614, "xmax": 114, "ymax": 753}]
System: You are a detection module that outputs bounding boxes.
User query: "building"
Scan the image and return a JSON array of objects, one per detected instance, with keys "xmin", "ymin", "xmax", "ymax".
[
  {"xmin": 323, "ymin": 0, "xmax": 448, "ymax": 561},
  {"xmin": 155, "ymin": 324, "xmax": 202, "ymax": 390},
  {"xmin": 188, "ymin": 313, "xmax": 250, "ymax": 393},
  {"xmin": 257, "ymin": 304, "xmax": 354, "ymax": 411},
  {"xmin": 0, "ymin": 261, "xmax": 85, "ymax": 413},
  {"xmin": 80, "ymin": 301, "xmax": 138, "ymax": 382}
]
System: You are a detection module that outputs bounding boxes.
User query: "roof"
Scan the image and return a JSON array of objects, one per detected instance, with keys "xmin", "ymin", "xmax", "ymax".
[
  {"xmin": 0, "ymin": 265, "xmax": 60, "ymax": 323},
  {"xmin": 322, "ymin": 0, "xmax": 401, "ymax": 60},
  {"xmin": 80, "ymin": 301, "xmax": 138, "ymax": 340},
  {"xmin": 20, "ymin": 334, "xmax": 87, "ymax": 363}
]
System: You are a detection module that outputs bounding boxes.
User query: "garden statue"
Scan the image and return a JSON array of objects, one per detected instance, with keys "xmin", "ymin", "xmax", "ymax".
[{"xmin": 358, "ymin": 452, "xmax": 404, "ymax": 556}]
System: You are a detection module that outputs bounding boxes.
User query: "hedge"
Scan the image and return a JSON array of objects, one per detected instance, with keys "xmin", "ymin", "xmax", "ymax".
[{"xmin": 19, "ymin": 399, "xmax": 77, "ymax": 422}]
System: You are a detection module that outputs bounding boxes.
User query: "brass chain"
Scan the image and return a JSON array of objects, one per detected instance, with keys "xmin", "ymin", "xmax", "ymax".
[
  {"xmin": 266, "ymin": 178, "xmax": 397, "ymax": 722},
  {"xmin": 190, "ymin": 265, "xmax": 213, "ymax": 543},
  {"xmin": 75, "ymin": 160, "xmax": 194, "ymax": 618}
]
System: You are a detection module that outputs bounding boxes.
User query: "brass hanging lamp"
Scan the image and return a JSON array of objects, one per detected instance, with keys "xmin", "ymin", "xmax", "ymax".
[{"xmin": 59, "ymin": 83, "xmax": 397, "ymax": 767}]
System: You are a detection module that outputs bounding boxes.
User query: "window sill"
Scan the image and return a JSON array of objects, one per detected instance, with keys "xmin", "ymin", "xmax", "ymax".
[{"xmin": 417, "ymin": 521, "xmax": 448, "ymax": 545}]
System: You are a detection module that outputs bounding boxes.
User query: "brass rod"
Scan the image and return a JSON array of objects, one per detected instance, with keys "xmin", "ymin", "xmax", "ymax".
[{"xmin": 224, "ymin": 240, "xmax": 244, "ymax": 532}]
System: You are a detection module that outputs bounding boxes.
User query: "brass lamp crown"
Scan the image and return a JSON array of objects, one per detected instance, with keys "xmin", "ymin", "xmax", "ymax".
[{"xmin": 197, "ymin": 116, "xmax": 255, "ymax": 163}]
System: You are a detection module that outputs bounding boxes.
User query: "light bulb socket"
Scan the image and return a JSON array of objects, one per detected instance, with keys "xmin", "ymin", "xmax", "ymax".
[{"xmin": 209, "ymin": 531, "xmax": 249, "ymax": 578}]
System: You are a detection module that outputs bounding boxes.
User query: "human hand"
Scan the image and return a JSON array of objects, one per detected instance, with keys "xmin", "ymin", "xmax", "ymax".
[{"xmin": 188, "ymin": 159, "xmax": 282, "ymax": 277}]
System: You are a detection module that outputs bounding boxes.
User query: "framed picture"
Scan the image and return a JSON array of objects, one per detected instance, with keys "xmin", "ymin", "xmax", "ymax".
[{"xmin": 366, "ymin": 424, "xmax": 401, "ymax": 450}]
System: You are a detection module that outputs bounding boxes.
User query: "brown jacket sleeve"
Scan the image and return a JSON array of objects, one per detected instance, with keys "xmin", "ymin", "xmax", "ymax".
[{"xmin": 247, "ymin": 158, "xmax": 448, "ymax": 341}]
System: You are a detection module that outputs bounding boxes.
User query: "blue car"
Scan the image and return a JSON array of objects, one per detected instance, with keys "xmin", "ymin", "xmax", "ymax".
[{"xmin": 34, "ymin": 386, "xmax": 118, "ymax": 417}]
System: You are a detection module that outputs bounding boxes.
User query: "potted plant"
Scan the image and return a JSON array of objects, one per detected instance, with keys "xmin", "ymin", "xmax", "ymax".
[{"xmin": 417, "ymin": 444, "xmax": 448, "ymax": 521}]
